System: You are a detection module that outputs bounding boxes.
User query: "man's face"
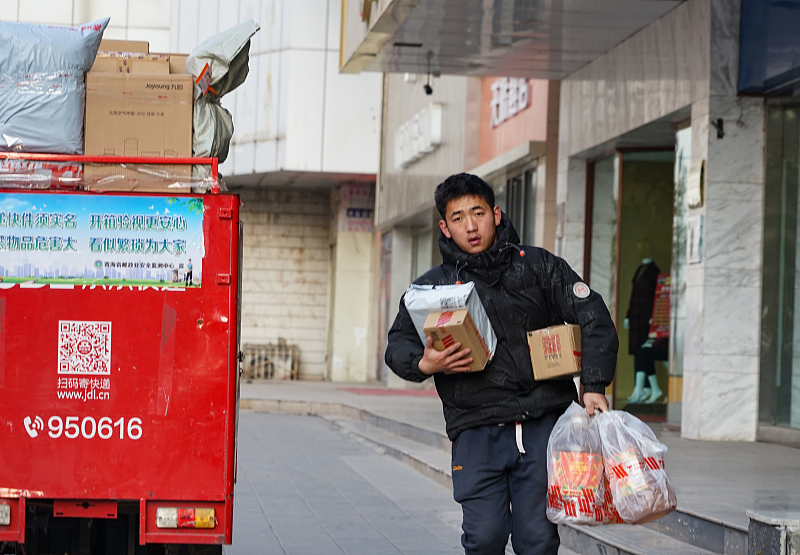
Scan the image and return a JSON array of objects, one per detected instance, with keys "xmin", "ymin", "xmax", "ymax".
[{"xmin": 439, "ymin": 195, "xmax": 502, "ymax": 254}]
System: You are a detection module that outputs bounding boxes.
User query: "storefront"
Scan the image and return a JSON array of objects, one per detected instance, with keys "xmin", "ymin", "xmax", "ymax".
[
  {"xmin": 585, "ymin": 149, "xmax": 678, "ymax": 422},
  {"xmin": 739, "ymin": 0, "xmax": 800, "ymax": 440}
]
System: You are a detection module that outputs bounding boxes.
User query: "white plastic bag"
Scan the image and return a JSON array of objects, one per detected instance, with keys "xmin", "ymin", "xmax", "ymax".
[
  {"xmin": 403, "ymin": 282, "xmax": 496, "ymax": 359},
  {"xmin": 546, "ymin": 402, "xmax": 607, "ymax": 525},
  {"xmin": 596, "ymin": 410, "xmax": 677, "ymax": 524}
]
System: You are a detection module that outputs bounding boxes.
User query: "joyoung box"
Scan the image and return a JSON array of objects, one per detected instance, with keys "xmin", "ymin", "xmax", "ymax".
[
  {"xmin": 423, "ymin": 309, "xmax": 492, "ymax": 372},
  {"xmin": 527, "ymin": 324, "xmax": 582, "ymax": 380}
]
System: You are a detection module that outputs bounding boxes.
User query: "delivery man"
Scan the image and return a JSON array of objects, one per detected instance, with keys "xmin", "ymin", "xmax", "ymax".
[{"xmin": 385, "ymin": 173, "xmax": 618, "ymax": 555}]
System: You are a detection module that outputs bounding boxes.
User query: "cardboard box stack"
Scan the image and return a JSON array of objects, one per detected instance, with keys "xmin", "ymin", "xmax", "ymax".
[
  {"xmin": 527, "ymin": 324, "xmax": 582, "ymax": 380},
  {"xmin": 84, "ymin": 39, "xmax": 193, "ymax": 191}
]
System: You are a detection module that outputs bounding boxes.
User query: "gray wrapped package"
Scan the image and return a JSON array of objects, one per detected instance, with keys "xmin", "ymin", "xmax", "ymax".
[
  {"xmin": 0, "ymin": 18, "xmax": 109, "ymax": 154},
  {"xmin": 186, "ymin": 19, "xmax": 260, "ymax": 165},
  {"xmin": 403, "ymin": 282, "xmax": 497, "ymax": 361}
]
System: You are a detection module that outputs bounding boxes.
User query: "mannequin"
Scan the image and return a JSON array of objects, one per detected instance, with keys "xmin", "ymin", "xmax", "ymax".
[{"xmin": 624, "ymin": 239, "xmax": 666, "ymax": 404}]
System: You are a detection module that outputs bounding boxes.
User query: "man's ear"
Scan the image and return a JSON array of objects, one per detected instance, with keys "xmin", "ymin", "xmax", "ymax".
[
  {"xmin": 439, "ymin": 219, "xmax": 452, "ymax": 239},
  {"xmin": 493, "ymin": 206, "xmax": 502, "ymax": 226}
]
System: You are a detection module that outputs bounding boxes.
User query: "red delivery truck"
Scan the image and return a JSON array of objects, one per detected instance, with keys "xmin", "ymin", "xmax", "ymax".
[{"xmin": 0, "ymin": 175, "xmax": 241, "ymax": 555}]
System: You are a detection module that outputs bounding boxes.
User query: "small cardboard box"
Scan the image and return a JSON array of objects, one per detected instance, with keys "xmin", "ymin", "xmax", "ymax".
[
  {"xmin": 98, "ymin": 39, "xmax": 149, "ymax": 53},
  {"xmin": 423, "ymin": 309, "xmax": 492, "ymax": 372},
  {"xmin": 153, "ymin": 53, "xmax": 190, "ymax": 75},
  {"xmin": 82, "ymin": 162, "xmax": 191, "ymax": 192},
  {"xmin": 527, "ymin": 324, "xmax": 582, "ymax": 380},
  {"xmin": 90, "ymin": 52, "xmax": 170, "ymax": 74}
]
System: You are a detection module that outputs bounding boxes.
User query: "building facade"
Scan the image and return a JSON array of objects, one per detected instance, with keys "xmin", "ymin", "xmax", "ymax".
[
  {"xmin": 341, "ymin": 0, "xmax": 800, "ymax": 446},
  {"xmin": 172, "ymin": 0, "xmax": 383, "ymax": 381}
]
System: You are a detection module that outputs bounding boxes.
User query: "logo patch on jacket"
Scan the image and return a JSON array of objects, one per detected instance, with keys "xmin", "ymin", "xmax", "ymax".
[{"xmin": 573, "ymin": 282, "xmax": 590, "ymax": 299}]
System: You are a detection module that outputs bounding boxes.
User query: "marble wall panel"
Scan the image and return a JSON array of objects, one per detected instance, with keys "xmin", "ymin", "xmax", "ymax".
[
  {"xmin": 704, "ymin": 182, "xmax": 764, "ymax": 202},
  {"xmin": 697, "ymin": 371, "xmax": 758, "ymax": 440},
  {"xmin": 703, "ymin": 285, "xmax": 760, "ymax": 356},
  {"xmin": 684, "ymin": 285, "xmax": 705, "ymax": 355},
  {"xmin": 704, "ymin": 267, "xmax": 760, "ymax": 288},
  {"xmin": 706, "ymin": 96, "xmax": 765, "ymax": 186},
  {"xmin": 709, "ymin": 0, "xmax": 742, "ymax": 97},
  {"xmin": 560, "ymin": 159, "xmax": 586, "ymax": 270},
  {"xmin": 681, "ymin": 370, "xmax": 703, "ymax": 438},
  {"xmin": 691, "ymin": 99, "xmax": 711, "ymax": 166},
  {"xmin": 686, "ymin": 265, "xmax": 706, "ymax": 288},
  {"xmin": 703, "ymin": 198, "xmax": 764, "ymax": 271},
  {"xmin": 792, "ymin": 364, "xmax": 800, "ymax": 429},
  {"xmin": 700, "ymin": 354, "xmax": 760, "ymax": 374}
]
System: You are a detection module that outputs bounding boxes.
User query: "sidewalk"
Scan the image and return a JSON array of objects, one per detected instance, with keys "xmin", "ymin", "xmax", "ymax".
[{"xmin": 240, "ymin": 380, "xmax": 800, "ymax": 532}]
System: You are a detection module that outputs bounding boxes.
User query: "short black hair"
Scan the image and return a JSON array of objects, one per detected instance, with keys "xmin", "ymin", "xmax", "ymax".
[{"xmin": 434, "ymin": 173, "xmax": 495, "ymax": 219}]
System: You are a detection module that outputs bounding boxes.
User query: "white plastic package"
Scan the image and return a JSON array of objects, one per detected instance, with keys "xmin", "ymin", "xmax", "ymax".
[
  {"xmin": 0, "ymin": 18, "xmax": 109, "ymax": 154},
  {"xmin": 596, "ymin": 409, "xmax": 677, "ymax": 524},
  {"xmin": 546, "ymin": 402, "xmax": 623, "ymax": 525},
  {"xmin": 403, "ymin": 282, "xmax": 497, "ymax": 360}
]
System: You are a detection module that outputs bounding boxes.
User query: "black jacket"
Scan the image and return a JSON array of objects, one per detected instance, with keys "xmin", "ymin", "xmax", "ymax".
[{"xmin": 384, "ymin": 214, "xmax": 618, "ymax": 440}]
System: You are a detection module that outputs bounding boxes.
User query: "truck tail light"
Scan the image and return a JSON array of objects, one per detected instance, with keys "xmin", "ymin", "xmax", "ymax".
[
  {"xmin": 155, "ymin": 507, "xmax": 215, "ymax": 529},
  {"xmin": 0, "ymin": 503, "xmax": 10, "ymax": 526}
]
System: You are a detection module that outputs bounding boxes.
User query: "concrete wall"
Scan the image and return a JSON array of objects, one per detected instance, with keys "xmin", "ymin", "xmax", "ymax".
[
  {"xmin": 377, "ymin": 73, "xmax": 473, "ymax": 227},
  {"xmin": 172, "ymin": 0, "xmax": 383, "ymax": 179},
  {"xmin": 3, "ymin": 0, "xmax": 172, "ymax": 51},
  {"xmin": 239, "ymin": 188, "xmax": 332, "ymax": 380},
  {"xmin": 329, "ymin": 183, "xmax": 375, "ymax": 382}
]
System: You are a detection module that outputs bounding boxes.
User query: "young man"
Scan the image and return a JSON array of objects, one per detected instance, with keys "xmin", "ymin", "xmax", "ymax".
[{"xmin": 385, "ymin": 173, "xmax": 618, "ymax": 555}]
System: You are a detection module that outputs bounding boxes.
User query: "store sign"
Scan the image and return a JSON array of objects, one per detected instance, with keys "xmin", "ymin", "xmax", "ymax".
[
  {"xmin": 394, "ymin": 103, "xmax": 443, "ymax": 170},
  {"xmin": 490, "ymin": 78, "xmax": 530, "ymax": 128}
]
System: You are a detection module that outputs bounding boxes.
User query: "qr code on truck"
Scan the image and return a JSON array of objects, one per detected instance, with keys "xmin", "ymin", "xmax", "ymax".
[{"xmin": 58, "ymin": 321, "xmax": 112, "ymax": 375}]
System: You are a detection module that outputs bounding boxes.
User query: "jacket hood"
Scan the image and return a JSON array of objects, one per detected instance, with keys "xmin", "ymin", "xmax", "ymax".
[{"xmin": 438, "ymin": 211, "xmax": 521, "ymax": 272}]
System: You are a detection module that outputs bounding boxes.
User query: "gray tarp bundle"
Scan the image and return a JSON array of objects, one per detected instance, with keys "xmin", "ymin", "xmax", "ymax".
[
  {"xmin": 186, "ymin": 19, "xmax": 260, "ymax": 164},
  {"xmin": 0, "ymin": 18, "xmax": 109, "ymax": 154}
]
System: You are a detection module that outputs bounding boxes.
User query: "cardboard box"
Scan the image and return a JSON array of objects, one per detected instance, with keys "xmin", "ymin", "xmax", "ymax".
[
  {"xmin": 82, "ymin": 163, "xmax": 192, "ymax": 193},
  {"xmin": 153, "ymin": 53, "xmax": 190, "ymax": 74},
  {"xmin": 99, "ymin": 39, "xmax": 149, "ymax": 53},
  {"xmin": 90, "ymin": 53, "xmax": 170, "ymax": 74},
  {"xmin": 527, "ymin": 324, "xmax": 582, "ymax": 380},
  {"xmin": 423, "ymin": 309, "xmax": 492, "ymax": 372},
  {"xmin": 84, "ymin": 73, "xmax": 193, "ymax": 159}
]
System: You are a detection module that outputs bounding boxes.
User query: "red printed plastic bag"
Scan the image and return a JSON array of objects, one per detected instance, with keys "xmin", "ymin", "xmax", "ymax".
[
  {"xmin": 546, "ymin": 402, "xmax": 606, "ymax": 525},
  {"xmin": 596, "ymin": 410, "xmax": 677, "ymax": 524}
]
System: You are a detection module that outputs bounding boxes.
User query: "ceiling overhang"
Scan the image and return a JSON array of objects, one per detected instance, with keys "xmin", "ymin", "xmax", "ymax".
[{"xmin": 341, "ymin": 0, "xmax": 685, "ymax": 79}]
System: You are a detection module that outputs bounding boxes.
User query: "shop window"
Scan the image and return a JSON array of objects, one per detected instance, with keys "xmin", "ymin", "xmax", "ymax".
[
  {"xmin": 500, "ymin": 167, "xmax": 537, "ymax": 245},
  {"xmin": 761, "ymin": 102, "xmax": 800, "ymax": 430}
]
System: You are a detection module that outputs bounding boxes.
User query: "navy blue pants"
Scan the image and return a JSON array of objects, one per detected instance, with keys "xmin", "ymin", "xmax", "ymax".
[{"xmin": 451, "ymin": 413, "xmax": 560, "ymax": 555}]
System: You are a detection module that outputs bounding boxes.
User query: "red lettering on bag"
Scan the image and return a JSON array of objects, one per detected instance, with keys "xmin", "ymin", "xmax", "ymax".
[{"xmin": 564, "ymin": 500, "xmax": 577, "ymax": 517}]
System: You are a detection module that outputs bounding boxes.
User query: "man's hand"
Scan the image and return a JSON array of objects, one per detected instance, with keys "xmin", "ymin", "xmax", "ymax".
[
  {"xmin": 418, "ymin": 336, "xmax": 473, "ymax": 375},
  {"xmin": 583, "ymin": 392, "xmax": 609, "ymax": 416}
]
